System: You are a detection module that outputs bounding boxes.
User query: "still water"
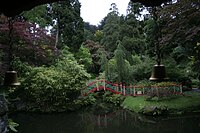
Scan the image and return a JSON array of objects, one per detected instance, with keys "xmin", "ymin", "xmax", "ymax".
[{"xmin": 11, "ymin": 110, "xmax": 200, "ymax": 133}]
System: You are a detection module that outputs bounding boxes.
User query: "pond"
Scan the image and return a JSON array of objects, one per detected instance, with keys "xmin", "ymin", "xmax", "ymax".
[{"xmin": 10, "ymin": 110, "xmax": 200, "ymax": 133}]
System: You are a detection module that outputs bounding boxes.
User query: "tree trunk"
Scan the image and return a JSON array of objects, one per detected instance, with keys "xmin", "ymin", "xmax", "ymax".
[{"xmin": 55, "ymin": 18, "xmax": 60, "ymax": 48}]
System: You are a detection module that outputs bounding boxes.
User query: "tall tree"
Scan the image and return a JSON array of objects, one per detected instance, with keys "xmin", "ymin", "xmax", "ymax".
[
  {"xmin": 21, "ymin": 4, "xmax": 49, "ymax": 28},
  {"xmin": 84, "ymin": 40, "xmax": 103, "ymax": 75},
  {"xmin": 142, "ymin": 0, "xmax": 200, "ymax": 81},
  {"xmin": 47, "ymin": 0, "xmax": 84, "ymax": 52},
  {"xmin": 157, "ymin": 0, "xmax": 200, "ymax": 63},
  {"xmin": 120, "ymin": 1, "xmax": 146, "ymax": 64},
  {"xmin": 114, "ymin": 41, "xmax": 127, "ymax": 85},
  {"xmin": 100, "ymin": 3, "xmax": 120, "ymax": 56},
  {"xmin": 97, "ymin": 47, "xmax": 108, "ymax": 74},
  {"xmin": 0, "ymin": 15, "xmax": 58, "ymax": 79},
  {"xmin": 75, "ymin": 44, "xmax": 92, "ymax": 72},
  {"xmin": 144, "ymin": 7, "xmax": 162, "ymax": 65},
  {"xmin": 83, "ymin": 22, "xmax": 98, "ymax": 41}
]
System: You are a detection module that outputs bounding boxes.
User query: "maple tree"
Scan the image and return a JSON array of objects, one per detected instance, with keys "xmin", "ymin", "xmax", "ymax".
[{"xmin": 0, "ymin": 16, "xmax": 58, "ymax": 69}]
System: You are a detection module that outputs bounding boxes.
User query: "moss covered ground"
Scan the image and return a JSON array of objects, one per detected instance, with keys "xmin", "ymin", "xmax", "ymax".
[{"xmin": 122, "ymin": 91, "xmax": 200, "ymax": 115}]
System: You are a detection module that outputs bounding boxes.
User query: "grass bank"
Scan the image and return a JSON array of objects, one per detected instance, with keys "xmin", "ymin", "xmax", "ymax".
[{"xmin": 122, "ymin": 91, "xmax": 200, "ymax": 115}]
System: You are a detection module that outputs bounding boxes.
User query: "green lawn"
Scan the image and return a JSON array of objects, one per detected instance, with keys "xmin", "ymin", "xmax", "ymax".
[{"xmin": 122, "ymin": 91, "xmax": 200, "ymax": 114}]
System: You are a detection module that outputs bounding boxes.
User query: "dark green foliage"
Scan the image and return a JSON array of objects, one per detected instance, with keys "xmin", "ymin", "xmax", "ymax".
[
  {"xmin": 82, "ymin": 91, "xmax": 125, "ymax": 114},
  {"xmin": 191, "ymin": 42, "xmax": 200, "ymax": 85},
  {"xmin": 47, "ymin": 0, "xmax": 84, "ymax": 51},
  {"xmin": 8, "ymin": 118, "xmax": 19, "ymax": 132},
  {"xmin": 191, "ymin": 79, "xmax": 200, "ymax": 88},
  {"xmin": 106, "ymin": 59, "xmax": 118, "ymax": 82},
  {"xmin": 102, "ymin": 91, "xmax": 125, "ymax": 106},
  {"xmin": 83, "ymin": 22, "xmax": 99, "ymax": 41},
  {"xmin": 145, "ymin": 88, "xmax": 173, "ymax": 101},
  {"xmin": 100, "ymin": 3, "xmax": 120, "ymax": 53},
  {"xmin": 131, "ymin": 55, "xmax": 155, "ymax": 82},
  {"xmin": 75, "ymin": 44, "xmax": 93, "ymax": 72},
  {"xmin": 17, "ymin": 0, "xmax": 84, "ymax": 52},
  {"xmin": 139, "ymin": 105, "xmax": 168, "ymax": 116},
  {"xmin": 12, "ymin": 48, "xmax": 91, "ymax": 112},
  {"xmin": 157, "ymin": 0, "xmax": 200, "ymax": 63},
  {"xmin": 144, "ymin": 18, "xmax": 158, "ymax": 57},
  {"xmin": 114, "ymin": 41, "xmax": 127, "ymax": 84},
  {"xmin": 121, "ymin": 2, "xmax": 146, "ymax": 57},
  {"xmin": 97, "ymin": 47, "xmax": 108, "ymax": 73},
  {"xmin": 84, "ymin": 40, "xmax": 103, "ymax": 76},
  {"xmin": 21, "ymin": 4, "xmax": 49, "ymax": 28},
  {"xmin": 141, "ymin": 0, "xmax": 200, "ymax": 84},
  {"xmin": 0, "ymin": 18, "xmax": 58, "ymax": 80}
]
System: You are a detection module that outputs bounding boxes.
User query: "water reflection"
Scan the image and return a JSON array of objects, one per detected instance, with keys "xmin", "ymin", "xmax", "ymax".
[{"xmin": 10, "ymin": 110, "xmax": 200, "ymax": 133}]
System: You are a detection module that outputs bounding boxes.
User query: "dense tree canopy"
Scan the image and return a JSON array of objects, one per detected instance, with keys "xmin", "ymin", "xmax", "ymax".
[{"xmin": 47, "ymin": 0, "xmax": 84, "ymax": 51}]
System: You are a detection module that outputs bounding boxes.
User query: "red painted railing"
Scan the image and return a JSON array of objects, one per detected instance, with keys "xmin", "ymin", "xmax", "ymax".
[{"xmin": 81, "ymin": 79, "xmax": 183, "ymax": 96}]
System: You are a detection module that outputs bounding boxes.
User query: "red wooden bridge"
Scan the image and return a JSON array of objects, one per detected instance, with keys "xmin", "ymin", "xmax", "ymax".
[{"xmin": 81, "ymin": 79, "xmax": 183, "ymax": 96}]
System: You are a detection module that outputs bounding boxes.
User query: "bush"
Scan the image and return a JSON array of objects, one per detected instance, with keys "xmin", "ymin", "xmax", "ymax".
[
  {"xmin": 191, "ymin": 79, "xmax": 199, "ymax": 88},
  {"xmin": 13, "ymin": 49, "xmax": 91, "ymax": 112},
  {"xmin": 177, "ymin": 77, "xmax": 192, "ymax": 91},
  {"xmin": 144, "ymin": 82, "xmax": 181, "ymax": 101}
]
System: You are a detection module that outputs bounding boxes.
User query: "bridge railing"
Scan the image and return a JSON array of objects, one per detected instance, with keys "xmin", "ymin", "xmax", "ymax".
[{"xmin": 81, "ymin": 79, "xmax": 182, "ymax": 96}]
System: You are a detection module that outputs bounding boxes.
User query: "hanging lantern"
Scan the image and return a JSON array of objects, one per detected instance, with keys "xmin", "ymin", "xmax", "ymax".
[
  {"xmin": 1, "ymin": 17, "xmax": 20, "ymax": 87},
  {"xmin": 149, "ymin": 64, "xmax": 169, "ymax": 81},
  {"xmin": 3, "ymin": 70, "xmax": 20, "ymax": 86},
  {"xmin": 146, "ymin": 4, "xmax": 169, "ymax": 82}
]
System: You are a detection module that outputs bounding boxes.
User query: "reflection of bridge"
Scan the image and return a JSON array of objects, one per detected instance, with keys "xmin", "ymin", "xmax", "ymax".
[
  {"xmin": 80, "ymin": 110, "xmax": 129, "ymax": 128},
  {"xmin": 81, "ymin": 79, "xmax": 183, "ymax": 96}
]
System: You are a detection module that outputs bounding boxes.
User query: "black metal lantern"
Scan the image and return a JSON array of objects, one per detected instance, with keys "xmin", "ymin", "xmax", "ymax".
[
  {"xmin": 2, "ymin": 17, "xmax": 20, "ymax": 87},
  {"xmin": 149, "ymin": 64, "xmax": 168, "ymax": 81},
  {"xmin": 3, "ymin": 70, "xmax": 20, "ymax": 86},
  {"xmin": 145, "ymin": 4, "xmax": 169, "ymax": 82}
]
